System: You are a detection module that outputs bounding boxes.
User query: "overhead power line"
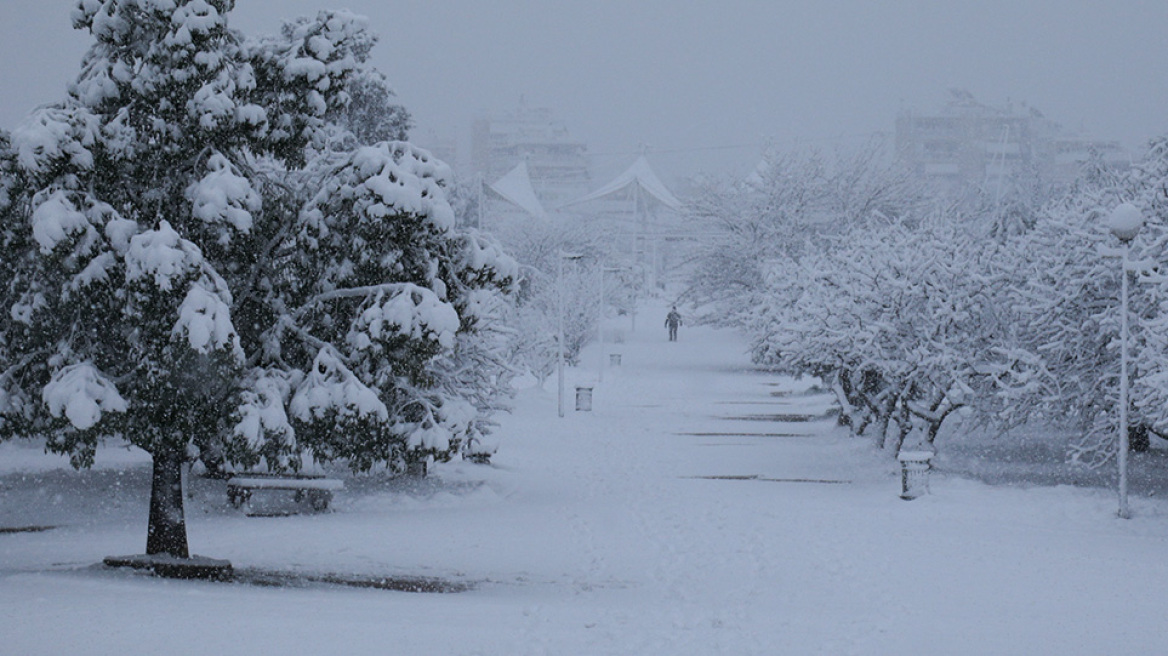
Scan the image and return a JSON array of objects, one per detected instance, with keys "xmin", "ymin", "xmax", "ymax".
[{"xmin": 586, "ymin": 131, "xmax": 888, "ymax": 160}]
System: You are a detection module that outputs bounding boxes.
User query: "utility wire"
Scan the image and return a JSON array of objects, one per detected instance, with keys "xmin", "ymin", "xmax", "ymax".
[{"xmin": 586, "ymin": 131, "xmax": 888, "ymax": 160}]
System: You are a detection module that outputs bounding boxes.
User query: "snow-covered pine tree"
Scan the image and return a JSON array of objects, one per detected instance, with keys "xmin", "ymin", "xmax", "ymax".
[
  {"xmin": 334, "ymin": 68, "xmax": 411, "ymax": 146},
  {"xmin": 0, "ymin": 130, "xmax": 36, "ymax": 435},
  {"xmin": 2, "ymin": 0, "xmax": 346, "ymax": 559},
  {"xmin": 0, "ymin": 0, "xmax": 517, "ymax": 561}
]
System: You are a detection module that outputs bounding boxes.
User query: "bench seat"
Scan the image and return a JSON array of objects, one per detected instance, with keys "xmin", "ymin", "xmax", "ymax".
[{"xmin": 226, "ymin": 476, "xmax": 343, "ymax": 514}]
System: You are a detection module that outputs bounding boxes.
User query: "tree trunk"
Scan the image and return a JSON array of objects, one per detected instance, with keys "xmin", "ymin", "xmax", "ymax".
[
  {"xmin": 872, "ymin": 409, "xmax": 891, "ymax": 450},
  {"xmin": 831, "ymin": 371, "xmax": 859, "ymax": 429},
  {"xmin": 146, "ymin": 448, "xmax": 189, "ymax": 558}
]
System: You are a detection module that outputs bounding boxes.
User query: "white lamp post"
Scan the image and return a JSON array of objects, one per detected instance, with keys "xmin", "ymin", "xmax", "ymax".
[
  {"xmin": 1108, "ymin": 202, "xmax": 1143, "ymax": 519},
  {"xmin": 558, "ymin": 251, "xmax": 584, "ymax": 417}
]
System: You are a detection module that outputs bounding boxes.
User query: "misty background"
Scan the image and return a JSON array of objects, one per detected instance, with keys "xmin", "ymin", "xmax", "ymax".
[{"xmin": 1, "ymin": 0, "xmax": 1165, "ymax": 182}]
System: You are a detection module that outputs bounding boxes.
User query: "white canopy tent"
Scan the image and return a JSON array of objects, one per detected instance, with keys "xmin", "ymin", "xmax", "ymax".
[
  {"xmin": 561, "ymin": 155, "xmax": 684, "ymax": 293},
  {"xmin": 561, "ymin": 155, "xmax": 681, "ymax": 211},
  {"xmin": 485, "ymin": 160, "xmax": 548, "ymax": 221}
]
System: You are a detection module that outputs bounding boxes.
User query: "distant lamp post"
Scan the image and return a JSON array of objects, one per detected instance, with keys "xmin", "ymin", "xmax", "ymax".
[
  {"xmin": 1108, "ymin": 202, "xmax": 1144, "ymax": 519},
  {"xmin": 558, "ymin": 251, "xmax": 584, "ymax": 417},
  {"xmin": 598, "ymin": 265, "xmax": 625, "ymax": 382}
]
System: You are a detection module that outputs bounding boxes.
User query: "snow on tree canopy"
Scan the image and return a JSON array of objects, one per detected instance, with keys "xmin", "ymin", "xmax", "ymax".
[
  {"xmin": 456, "ymin": 231, "xmax": 520, "ymax": 285},
  {"xmin": 42, "ymin": 363, "xmax": 127, "ymax": 431},
  {"xmin": 278, "ymin": 10, "xmax": 373, "ymax": 90},
  {"xmin": 68, "ymin": 251, "xmax": 117, "ymax": 293},
  {"xmin": 73, "ymin": 0, "xmax": 228, "ymax": 39},
  {"xmin": 404, "ymin": 397, "xmax": 476, "ymax": 452},
  {"xmin": 352, "ymin": 284, "xmax": 460, "ymax": 351},
  {"xmin": 290, "ymin": 348, "xmax": 388, "ymax": 422},
  {"xmin": 174, "ymin": 280, "xmax": 243, "ymax": 359},
  {"xmin": 10, "ymin": 105, "xmax": 97, "ymax": 176},
  {"xmin": 186, "ymin": 153, "xmax": 260, "ymax": 233},
  {"xmin": 234, "ymin": 370, "xmax": 296, "ymax": 452},
  {"xmin": 303, "ymin": 142, "xmax": 455, "ymax": 235},
  {"xmin": 104, "ymin": 216, "xmax": 140, "ymax": 256},
  {"xmin": 30, "ymin": 190, "xmax": 92, "ymax": 253},
  {"xmin": 124, "ymin": 221, "xmax": 206, "ymax": 291}
]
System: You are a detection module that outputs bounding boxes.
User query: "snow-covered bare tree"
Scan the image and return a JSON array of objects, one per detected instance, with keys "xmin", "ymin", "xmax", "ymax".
[
  {"xmin": 682, "ymin": 141, "xmax": 926, "ymax": 329},
  {"xmin": 750, "ymin": 205, "xmax": 1032, "ymax": 456},
  {"xmin": 1114, "ymin": 137, "xmax": 1168, "ymax": 454},
  {"xmin": 988, "ymin": 136, "xmax": 1168, "ymax": 468}
]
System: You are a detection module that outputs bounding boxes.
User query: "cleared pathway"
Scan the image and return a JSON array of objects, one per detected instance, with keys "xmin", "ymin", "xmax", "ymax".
[{"xmin": 4, "ymin": 302, "xmax": 1168, "ymax": 654}]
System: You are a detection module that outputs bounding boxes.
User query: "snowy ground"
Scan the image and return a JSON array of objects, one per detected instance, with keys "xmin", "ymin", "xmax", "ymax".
[{"xmin": 4, "ymin": 302, "xmax": 1168, "ymax": 655}]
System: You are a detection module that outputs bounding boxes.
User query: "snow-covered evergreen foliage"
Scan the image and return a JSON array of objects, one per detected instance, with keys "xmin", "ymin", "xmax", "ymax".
[{"xmin": 278, "ymin": 141, "xmax": 517, "ymax": 470}]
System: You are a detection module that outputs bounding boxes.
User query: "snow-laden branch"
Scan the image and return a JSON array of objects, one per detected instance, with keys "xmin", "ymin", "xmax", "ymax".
[{"xmin": 294, "ymin": 283, "xmax": 416, "ymax": 316}]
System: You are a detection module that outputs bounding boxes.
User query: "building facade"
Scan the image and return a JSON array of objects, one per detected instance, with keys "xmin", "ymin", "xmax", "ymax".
[
  {"xmin": 471, "ymin": 104, "xmax": 592, "ymax": 208},
  {"xmin": 896, "ymin": 90, "xmax": 1128, "ymax": 195}
]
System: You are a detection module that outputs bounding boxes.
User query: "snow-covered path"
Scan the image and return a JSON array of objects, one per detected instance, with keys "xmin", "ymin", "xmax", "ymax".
[{"xmin": 4, "ymin": 305, "xmax": 1168, "ymax": 654}]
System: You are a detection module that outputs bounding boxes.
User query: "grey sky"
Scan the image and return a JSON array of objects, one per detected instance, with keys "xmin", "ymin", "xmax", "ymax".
[{"xmin": 1, "ymin": 1, "xmax": 1165, "ymax": 182}]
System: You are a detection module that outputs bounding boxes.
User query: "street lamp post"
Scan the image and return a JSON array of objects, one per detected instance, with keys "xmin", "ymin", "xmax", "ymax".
[
  {"xmin": 1108, "ymin": 202, "xmax": 1144, "ymax": 519},
  {"xmin": 558, "ymin": 251, "xmax": 584, "ymax": 417},
  {"xmin": 598, "ymin": 265, "xmax": 625, "ymax": 382}
]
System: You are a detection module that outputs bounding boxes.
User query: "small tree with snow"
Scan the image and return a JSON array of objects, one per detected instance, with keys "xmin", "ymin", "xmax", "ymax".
[{"xmin": 488, "ymin": 217, "xmax": 606, "ymax": 383}]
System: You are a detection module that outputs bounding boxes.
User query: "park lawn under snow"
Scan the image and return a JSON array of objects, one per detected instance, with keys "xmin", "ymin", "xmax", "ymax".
[{"xmin": 4, "ymin": 301, "xmax": 1168, "ymax": 655}]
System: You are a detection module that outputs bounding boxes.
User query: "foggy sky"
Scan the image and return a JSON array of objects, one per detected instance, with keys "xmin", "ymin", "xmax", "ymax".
[{"xmin": 1, "ymin": 0, "xmax": 1165, "ymax": 182}]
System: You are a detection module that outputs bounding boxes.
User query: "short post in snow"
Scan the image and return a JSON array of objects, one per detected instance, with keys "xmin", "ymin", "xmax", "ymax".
[
  {"xmin": 575, "ymin": 385, "xmax": 594, "ymax": 412},
  {"xmin": 609, "ymin": 353, "xmax": 622, "ymax": 367},
  {"xmin": 897, "ymin": 450, "xmax": 933, "ymax": 500}
]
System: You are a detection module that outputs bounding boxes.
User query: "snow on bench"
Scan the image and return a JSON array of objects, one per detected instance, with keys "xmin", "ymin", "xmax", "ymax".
[{"xmin": 226, "ymin": 476, "xmax": 344, "ymax": 514}]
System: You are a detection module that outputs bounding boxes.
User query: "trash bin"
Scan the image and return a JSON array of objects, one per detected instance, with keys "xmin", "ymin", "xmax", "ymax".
[
  {"xmin": 609, "ymin": 354, "xmax": 622, "ymax": 366},
  {"xmin": 575, "ymin": 386, "xmax": 594, "ymax": 412},
  {"xmin": 897, "ymin": 450, "xmax": 933, "ymax": 499}
]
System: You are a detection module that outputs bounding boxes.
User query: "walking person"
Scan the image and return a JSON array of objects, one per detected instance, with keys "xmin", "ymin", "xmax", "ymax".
[{"xmin": 665, "ymin": 306, "xmax": 682, "ymax": 342}]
